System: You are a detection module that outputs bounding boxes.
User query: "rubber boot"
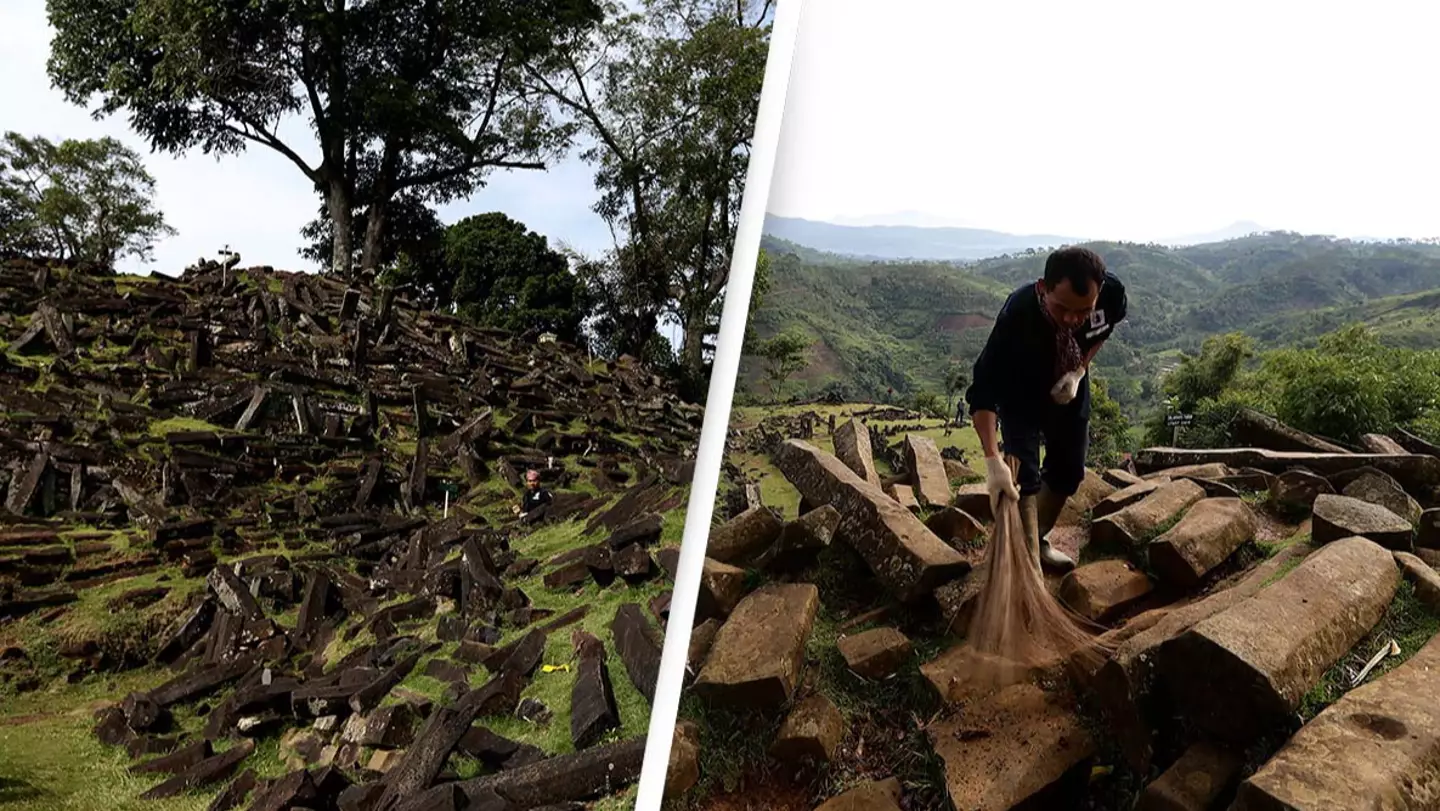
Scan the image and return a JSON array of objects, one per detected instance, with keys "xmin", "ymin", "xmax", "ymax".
[
  {"xmin": 1019, "ymin": 494, "xmax": 1043, "ymax": 573},
  {"xmin": 1035, "ymin": 483, "xmax": 1077, "ymax": 572}
]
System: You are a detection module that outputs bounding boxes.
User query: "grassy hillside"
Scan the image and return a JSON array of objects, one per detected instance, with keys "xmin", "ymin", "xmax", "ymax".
[{"xmin": 746, "ymin": 232, "xmax": 1440, "ymax": 419}]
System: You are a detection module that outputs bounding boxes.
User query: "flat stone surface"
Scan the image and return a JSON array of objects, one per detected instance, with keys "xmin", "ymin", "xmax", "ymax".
[
  {"xmin": 1148, "ymin": 497, "xmax": 1257, "ymax": 589},
  {"xmin": 1395, "ymin": 551, "xmax": 1440, "ymax": 611},
  {"xmin": 1234, "ymin": 627, "xmax": 1440, "ymax": 811},
  {"xmin": 776, "ymin": 440, "xmax": 969, "ymax": 602},
  {"xmin": 707, "ymin": 506, "xmax": 783, "ymax": 565},
  {"xmin": 1093, "ymin": 481, "xmax": 1162, "ymax": 520},
  {"xmin": 1137, "ymin": 742, "xmax": 1242, "ymax": 811},
  {"xmin": 1312, "ymin": 494, "xmax": 1413, "ymax": 550},
  {"xmin": 694, "ymin": 583, "xmax": 820, "ymax": 709},
  {"xmin": 1359, "ymin": 432, "xmax": 1408, "ymax": 455},
  {"xmin": 928, "ymin": 683, "xmax": 1094, "ymax": 811},
  {"xmin": 904, "ymin": 434, "xmax": 951, "ymax": 507},
  {"xmin": 836, "ymin": 627, "xmax": 912, "ymax": 680},
  {"xmin": 1159, "ymin": 536, "xmax": 1399, "ymax": 742},
  {"xmin": 771, "ymin": 504, "xmax": 841, "ymax": 559},
  {"xmin": 770, "ymin": 694, "xmax": 845, "ymax": 765},
  {"xmin": 1341, "ymin": 470, "xmax": 1422, "ymax": 525},
  {"xmin": 813, "ymin": 777, "xmax": 903, "ymax": 811},
  {"xmin": 1145, "ymin": 463, "xmax": 1233, "ymax": 481},
  {"xmin": 1058, "ymin": 559, "xmax": 1153, "ymax": 622},
  {"xmin": 1103, "ymin": 468, "xmax": 1146, "ymax": 488},
  {"xmin": 1269, "ymin": 469, "xmax": 1334, "ymax": 513},
  {"xmin": 886, "ymin": 483, "xmax": 920, "ymax": 512},
  {"xmin": 833, "ymin": 418, "xmax": 881, "ymax": 488},
  {"xmin": 1091, "ymin": 480, "xmax": 1206, "ymax": 551}
]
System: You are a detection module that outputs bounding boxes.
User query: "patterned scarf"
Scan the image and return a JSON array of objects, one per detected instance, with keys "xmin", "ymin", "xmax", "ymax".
[{"xmin": 1037, "ymin": 283, "xmax": 1084, "ymax": 382}]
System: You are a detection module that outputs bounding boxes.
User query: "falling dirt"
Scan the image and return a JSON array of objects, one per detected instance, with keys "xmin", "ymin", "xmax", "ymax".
[{"xmin": 962, "ymin": 489, "xmax": 1113, "ymax": 693}]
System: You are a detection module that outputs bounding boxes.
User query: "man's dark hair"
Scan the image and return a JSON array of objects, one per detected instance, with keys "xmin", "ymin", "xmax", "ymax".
[{"xmin": 1043, "ymin": 247, "xmax": 1107, "ymax": 296}]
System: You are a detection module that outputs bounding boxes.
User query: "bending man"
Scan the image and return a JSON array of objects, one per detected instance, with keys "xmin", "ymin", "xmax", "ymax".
[{"xmin": 965, "ymin": 246, "xmax": 1127, "ymax": 571}]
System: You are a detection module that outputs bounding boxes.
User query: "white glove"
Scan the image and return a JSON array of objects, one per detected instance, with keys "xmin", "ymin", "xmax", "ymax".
[
  {"xmin": 1051, "ymin": 368, "xmax": 1086, "ymax": 404},
  {"xmin": 984, "ymin": 456, "xmax": 1020, "ymax": 515}
]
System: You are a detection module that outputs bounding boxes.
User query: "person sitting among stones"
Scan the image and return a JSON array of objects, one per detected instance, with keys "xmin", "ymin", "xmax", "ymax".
[
  {"xmin": 966, "ymin": 246, "xmax": 1128, "ymax": 572},
  {"xmin": 513, "ymin": 469, "xmax": 554, "ymax": 524}
]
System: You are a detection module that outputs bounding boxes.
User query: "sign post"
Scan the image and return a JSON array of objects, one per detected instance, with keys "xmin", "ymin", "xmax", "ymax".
[{"xmin": 1165, "ymin": 412, "xmax": 1194, "ymax": 445}]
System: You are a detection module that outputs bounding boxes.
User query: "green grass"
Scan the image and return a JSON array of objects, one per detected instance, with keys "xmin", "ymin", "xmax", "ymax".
[
  {"xmin": 0, "ymin": 671, "xmax": 210, "ymax": 811},
  {"xmin": 146, "ymin": 417, "xmax": 228, "ymax": 437},
  {"xmin": 1298, "ymin": 580, "xmax": 1440, "ymax": 721}
]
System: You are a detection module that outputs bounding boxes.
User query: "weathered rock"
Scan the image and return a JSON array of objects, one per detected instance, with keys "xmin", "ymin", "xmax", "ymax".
[
  {"xmin": 1056, "ymin": 468, "xmax": 1118, "ymax": 528},
  {"xmin": 813, "ymin": 778, "xmax": 903, "ymax": 811},
  {"xmin": 1419, "ymin": 508, "xmax": 1440, "ymax": 549},
  {"xmin": 665, "ymin": 720, "xmax": 702, "ymax": 801},
  {"xmin": 693, "ymin": 583, "xmax": 819, "ymax": 709},
  {"xmin": 1094, "ymin": 542, "xmax": 1316, "ymax": 771},
  {"xmin": 903, "ymin": 434, "xmax": 951, "ymax": 507},
  {"xmin": 886, "ymin": 483, "xmax": 920, "ymax": 512},
  {"xmin": 1341, "ymin": 469, "xmax": 1422, "ymax": 525},
  {"xmin": 836, "ymin": 627, "xmax": 912, "ymax": 680},
  {"xmin": 1358, "ymin": 432, "xmax": 1408, "ymax": 455},
  {"xmin": 770, "ymin": 694, "xmax": 845, "ymax": 765},
  {"xmin": 943, "ymin": 459, "xmax": 979, "ymax": 483},
  {"xmin": 1090, "ymin": 480, "xmax": 1206, "ymax": 551},
  {"xmin": 1233, "ymin": 627, "xmax": 1440, "ymax": 811},
  {"xmin": 1311, "ymin": 494, "xmax": 1413, "ymax": 550},
  {"xmin": 833, "ymin": 418, "xmax": 881, "ymax": 487},
  {"xmin": 1148, "ymin": 497, "xmax": 1257, "ymax": 589},
  {"xmin": 1103, "ymin": 468, "xmax": 1146, "ymax": 488},
  {"xmin": 686, "ymin": 618, "xmax": 720, "ymax": 674},
  {"xmin": 1146, "ymin": 463, "xmax": 1232, "ymax": 481},
  {"xmin": 1135, "ymin": 447, "xmax": 1440, "ymax": 500},
  {"xmin": 1159, "ymin": 536, "xmax": 1400, "ymax": 742},
  {"xmin": 951, "ymin": 483, "xmax": 992, "ymax": 523},
  {"xmin": 696, "ymin": 558, "xmax": 746, "ymax": 621},
  {"xmin": 1136, "ymin": 742, "xmax": 1243, "ymax": 811},
  {"xmin": 1058, "ymin": 560, "xmax": 1153, "ymax": 622},
  {"xmin": 768, "ymin": 504, "xmax": 841, "ymax": 564},
  {"xmin": 1268, "ymin": 468, "xmax": 1334, "ymax": 513},
  {"xmin": 928, "ymin": 683, "xmax": 1094, "ymax": 811},
  {"xmin": 569, "ymin": 632, "xmax": 619, "ymax": 751},
  {"xmin": 707, "ymin": 506, "xmax": 783, "ymax": 565},
  {"xmin": 1395, "ymin": 551, "xmax": 1440, "ymax": 611},
  {"xmin": 924, "ymin": 507, "xmax": 985, "ymax": 547},
  {"xmin": 776, "ymin": 440, "xmax": 969, "ymax": 602},
  {"xmin": 1093, "ymin": 480, "xmax": 1162, "ymax": 520},
  {"xmin": 611, "ymin": 604, "xmax": 662, "ymax": 705},
  {"xmin": 1231, "ymin": 408, "xmax": 1352, "ymax": 454}
]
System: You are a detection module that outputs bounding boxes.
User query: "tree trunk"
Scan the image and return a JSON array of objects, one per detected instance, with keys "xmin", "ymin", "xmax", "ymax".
[
  {"xmin": 360, "ymin": 197, "xmax": 387, "ymax": 275},
  {"xmin": 326, "ymin": 180, "xmax": 353, "ymax": 278}
]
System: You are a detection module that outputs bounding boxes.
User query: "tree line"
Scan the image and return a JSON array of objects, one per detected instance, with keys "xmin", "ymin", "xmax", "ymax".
[{"xmin": 2, "ymin": 0, "xmax": 772, "ymax": 401}]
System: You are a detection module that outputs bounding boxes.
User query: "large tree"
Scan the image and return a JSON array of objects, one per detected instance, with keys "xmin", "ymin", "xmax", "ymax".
[
  {"xmin": 299, "ymin": 192, "xmax": 450, "ymax": 305},
  {"xmin": 527, "ymin": 0, "xmax": 771, "ymax": 394},
  {"xmin": 0, "ymin": 132, "xmax": 175, "ymax": 266},
  {"xmin": 46, "ymin": 0, "xmax": 604, "ymax": 277},
  {"xmin": 445, "ymin": 212, "xmax": 588, "ymax": 342}
]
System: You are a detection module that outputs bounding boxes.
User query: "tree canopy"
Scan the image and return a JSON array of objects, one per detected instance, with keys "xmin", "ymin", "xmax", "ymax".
[
  {"xmin": 445, "ymin": 212, "xmax": 587, "ymax": 342},
  {"xmin": 46, "ymin": 0, "xmax": 604, "ymax": 276},
  {"xmin": 0, "ymin": 131, "xmax": 175, "ymax": 266}
]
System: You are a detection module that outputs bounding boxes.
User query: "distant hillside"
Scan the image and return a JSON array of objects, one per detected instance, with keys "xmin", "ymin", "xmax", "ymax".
[
  {"xmin": 762, "ymin": 215, "xmax": 1085, "ymax": 261},
  {"xmin": 746, "ymin": 232, "xmax": 1440, "ymax": 417}
]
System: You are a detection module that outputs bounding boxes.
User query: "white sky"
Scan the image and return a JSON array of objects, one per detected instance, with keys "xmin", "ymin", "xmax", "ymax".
[
  {"xmin": 0, "ymin": 2, "xmax": 611, "ymax": 276},
  {"xmin": 767, "ymin": 0, "xmax": 1440, "ymax": 242}
]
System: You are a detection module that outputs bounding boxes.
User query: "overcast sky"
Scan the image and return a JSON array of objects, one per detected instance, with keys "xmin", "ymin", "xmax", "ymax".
[
  {"xmin": 0, "ymin": 1, "xmax": 611, "ymax": 276},
  {"xmin": 767, "ymin": 0, "xmax": 1440, "ymax": 242}
]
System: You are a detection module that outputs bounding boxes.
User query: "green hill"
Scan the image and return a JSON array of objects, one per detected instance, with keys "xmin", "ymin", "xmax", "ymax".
[{"xmin": 746, "ymin": 232, "xmax": 1440, "ymax": 417}]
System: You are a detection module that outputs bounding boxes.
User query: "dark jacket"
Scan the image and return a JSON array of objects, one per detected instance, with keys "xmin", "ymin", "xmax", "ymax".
[
  {"xmin": 522, "ymin": 488, "xmax": 553, "ymax": 513},
  {"xmin": 965, "ymin": 272, "xmax": 1128, "ymax": 422}
]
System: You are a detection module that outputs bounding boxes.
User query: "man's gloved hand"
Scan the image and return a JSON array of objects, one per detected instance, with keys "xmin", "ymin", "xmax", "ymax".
[
  {"xmin": 1051, "ymin": 368, "xmax": 1086, "ymax": 404},
  {"xmin": 984, "ymin": 455, "xmax": 1019, "ymax": 515}
]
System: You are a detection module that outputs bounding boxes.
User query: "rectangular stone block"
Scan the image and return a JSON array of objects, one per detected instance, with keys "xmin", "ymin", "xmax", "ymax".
[{"xmin": 776, "ymin": 440, "xmax": 969, "ymax": 602}]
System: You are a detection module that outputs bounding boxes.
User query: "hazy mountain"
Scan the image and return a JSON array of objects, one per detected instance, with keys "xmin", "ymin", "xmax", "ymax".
[
  {"xmin": 762, "ymin": 214, "xmax": 1085, "ymax": 261},
  {"xmin": 1159, "ymin": 220, "xmax": 1268, "ymax": 246}
]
